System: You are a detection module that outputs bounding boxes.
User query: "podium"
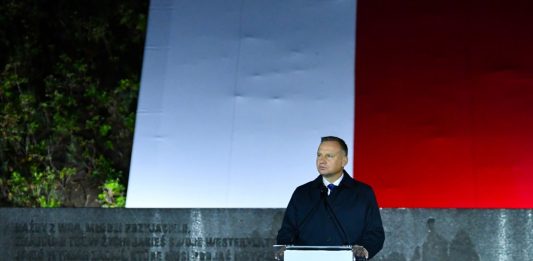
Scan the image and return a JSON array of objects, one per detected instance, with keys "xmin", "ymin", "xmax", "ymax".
[{"xmin": 274, "ymin": 245, "xmax": 364, "ymax": 261}]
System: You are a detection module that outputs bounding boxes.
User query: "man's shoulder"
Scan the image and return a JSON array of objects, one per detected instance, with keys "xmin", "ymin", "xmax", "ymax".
[
  {"xmin": 348, "ymin": 179, "xmax": 380, "ymax": 203},
  {"xmin": 352, "ymin": 179, "xmax": 373, "ymax": 190},
  {"xmin": 293, "ymin": 176, "xmax": 322, "ymax": 192},
  {"xmin": 343, "ymin": 176, "xmax": 377, "ymax": 194}
]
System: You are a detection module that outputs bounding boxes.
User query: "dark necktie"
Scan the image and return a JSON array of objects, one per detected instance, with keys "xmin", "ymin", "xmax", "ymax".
[{"xmin": 327, "ymin": 184, "xmax": 337, "ymax": 194}]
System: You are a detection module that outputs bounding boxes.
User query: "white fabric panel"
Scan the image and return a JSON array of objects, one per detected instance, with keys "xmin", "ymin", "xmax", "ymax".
[
  {"xmin": 285, "ymin": 249, "xmax": 353, "ymax": 261},
  {"xmin": 126, "ymin": 0, "xmax": 356, "ymax": 208}
]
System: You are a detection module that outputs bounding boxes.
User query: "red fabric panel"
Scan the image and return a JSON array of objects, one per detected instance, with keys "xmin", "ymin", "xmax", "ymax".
[{"xmin": 355, "ymin": 0, "xmax": 533, "ymax": 208}]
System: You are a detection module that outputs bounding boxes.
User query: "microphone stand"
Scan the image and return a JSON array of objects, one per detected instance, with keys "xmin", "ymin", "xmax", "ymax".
[
  {"xmin": 324, "ymin": 189, "xmax": 367, "ymax": 261},
  {"xmin": 292, "ymin": 186, "xmax": 329, "ymax": 244}
]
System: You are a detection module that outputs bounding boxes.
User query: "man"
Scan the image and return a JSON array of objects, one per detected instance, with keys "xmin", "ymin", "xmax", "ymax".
[{"xmin": 276, "ymin": 136, "xmax": 385, "ymax": 259}]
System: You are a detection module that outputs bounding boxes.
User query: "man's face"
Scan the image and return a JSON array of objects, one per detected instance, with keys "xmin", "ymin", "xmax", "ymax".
[{"xmin": 316, "ymin": 141, "xmax": 347, "ymax": 178}]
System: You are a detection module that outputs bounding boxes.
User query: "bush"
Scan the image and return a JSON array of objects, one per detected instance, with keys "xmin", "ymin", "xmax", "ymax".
[{"xmin": 0, "ymin": 0, "xmax": 148, "ymax": 207}]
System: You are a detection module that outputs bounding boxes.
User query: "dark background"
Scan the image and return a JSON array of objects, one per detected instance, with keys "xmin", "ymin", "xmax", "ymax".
[{"xmin": 0, "ymin": 0, "xmax": 149, "ymax": 207}]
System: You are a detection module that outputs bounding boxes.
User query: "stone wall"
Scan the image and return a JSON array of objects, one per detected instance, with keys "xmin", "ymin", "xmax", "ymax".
[{"xmin": 1, "ymin": 208, "xmax": 531, "ymax": 260}]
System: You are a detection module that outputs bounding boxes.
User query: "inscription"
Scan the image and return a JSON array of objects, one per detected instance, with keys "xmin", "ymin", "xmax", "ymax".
[{"xmin": 9, "ymin": 222, "xmax": 275, "ymax": 261}]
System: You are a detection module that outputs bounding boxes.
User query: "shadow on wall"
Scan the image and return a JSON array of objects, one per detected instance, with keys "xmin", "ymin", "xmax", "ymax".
[{"xmin": 377, "ymin": 218, "xmax": 480, "ymax": 261}]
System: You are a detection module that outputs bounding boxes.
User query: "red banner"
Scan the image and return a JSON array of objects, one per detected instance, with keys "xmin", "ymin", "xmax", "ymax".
[{"xmin": 355, "ymin": 0, "xmax": 533, "ymax": 208}]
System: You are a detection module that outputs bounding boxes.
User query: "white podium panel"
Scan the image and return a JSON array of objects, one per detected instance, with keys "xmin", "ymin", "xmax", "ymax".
[
  {"xmin": 279, "ymin": 246, "xmax": 353, "ymax": 261},
  {"xmin": 285, "ymin": 249, "xmax": 352, "ymax": 261}
]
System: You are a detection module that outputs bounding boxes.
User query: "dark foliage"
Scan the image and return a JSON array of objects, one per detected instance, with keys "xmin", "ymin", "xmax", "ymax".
[{"xmin": 0, "ymin": 0, "xmax": 148, "ymax": 207}]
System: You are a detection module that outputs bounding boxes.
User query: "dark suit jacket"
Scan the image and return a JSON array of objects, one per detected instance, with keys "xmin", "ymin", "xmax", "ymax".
[{"xmin": 276, "ymin": 173, "xmax": 385, "ymax": 259}]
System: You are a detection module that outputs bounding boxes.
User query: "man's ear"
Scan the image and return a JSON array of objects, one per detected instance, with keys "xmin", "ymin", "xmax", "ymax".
[{"xmin": 342, "ymin": 155, "xmax": 348, "ymax": 166}]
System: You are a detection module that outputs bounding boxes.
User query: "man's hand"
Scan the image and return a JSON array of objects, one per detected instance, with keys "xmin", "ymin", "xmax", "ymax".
[
  {"xmin": 274, "ymin": 245, "xmax": 286, "ymax": 260},
  {"xmin": 352, "ymin": 245, "xmax": 369, "ymax": 260}
]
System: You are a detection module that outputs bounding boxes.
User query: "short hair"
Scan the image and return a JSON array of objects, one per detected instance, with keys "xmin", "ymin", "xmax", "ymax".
[{"xmin": 320, "ymin": 136, "xmax": 348, "ymax": 156}]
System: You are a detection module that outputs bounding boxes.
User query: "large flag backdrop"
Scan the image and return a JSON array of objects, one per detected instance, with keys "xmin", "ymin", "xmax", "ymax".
[
  {"xmin": 126, "ymin": 0, "xmax": 356, "ymax": 208},
  {"xmin": 355, "ymin": 0, "xmax": 533, "ymax": 208},
  {"xmin": 127, "ymin": 0, "xmax": 533, "ymax": 208}
]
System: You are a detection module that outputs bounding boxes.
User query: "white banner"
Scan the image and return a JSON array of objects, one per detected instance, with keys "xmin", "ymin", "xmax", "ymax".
[{"xmin": 126, "ymin": 0, "xmax": 356, "ymax": 208}]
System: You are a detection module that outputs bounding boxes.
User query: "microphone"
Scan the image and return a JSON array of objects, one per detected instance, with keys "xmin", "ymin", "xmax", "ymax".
[
  {"xmin": 323, "ymin": 188, "xmax": 351, "ymax": 246},
  {"xmin": 294, "ymin": 186, "xmax": 328, "ymax": 243},
  {"xmin": 320, "ymin": 185, "xmax": 328, "ymax": 200}
]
